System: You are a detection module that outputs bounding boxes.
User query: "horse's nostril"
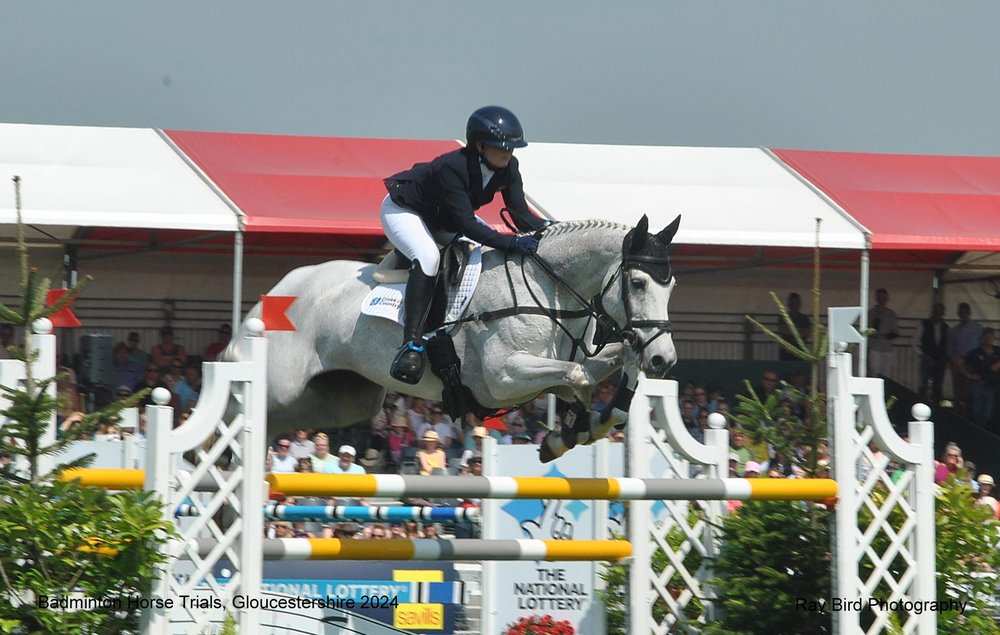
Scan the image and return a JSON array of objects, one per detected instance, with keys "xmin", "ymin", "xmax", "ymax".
[{"xmin": 651, "ymin": 355, "xmax": 666, "ymax": 370}]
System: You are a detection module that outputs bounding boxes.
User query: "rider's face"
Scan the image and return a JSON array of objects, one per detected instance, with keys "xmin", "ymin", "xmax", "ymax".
[{"xmin": 478, "ymin": 143, "xmax": 513, "ymax": 170}]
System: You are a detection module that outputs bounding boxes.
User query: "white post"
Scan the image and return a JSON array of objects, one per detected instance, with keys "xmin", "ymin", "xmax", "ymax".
[
  {"xmin": 32, "ymin": 319, "xmax": 57, "ymax": 476},
  {"xmin": 140, "ymin": 319, "xmax": 269, "ymax": 634},
  {"xmin": 591, "ymin": 439, "xmax": 610, "ymax": 635},
  {"xmin": 908, "ymin": 407, "xmax": 936, "ymax": 635},
  {"xmin": 828, "ymin": 306, "xmax": 935, "ymax": 635},
  {"xmin": 480, "ymin": 435, "xmax": 499, "ymax": 635},
  {"xmin": 237, "ymin": 321, "xmax": 268, "ymax": 631},
  {"xmin": 141, "ymin": 388, "xmax": 177, "ymax": 635},
  {"xmin": 829, "ymin": 341, "xmax": 859, "ymax": 634},
  {"xmin": 627, "ymin": 382, "xmax": 653, "ymax": 635}
]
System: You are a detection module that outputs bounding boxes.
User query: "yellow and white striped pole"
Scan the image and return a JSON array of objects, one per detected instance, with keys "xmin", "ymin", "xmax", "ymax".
[
  {"xmin": 191, "ymin": 538, "xmax": 632, "ymax": 562},
  {"xmin": 266, "ymin": 473, "xmax": 837, "ymax": 501}
]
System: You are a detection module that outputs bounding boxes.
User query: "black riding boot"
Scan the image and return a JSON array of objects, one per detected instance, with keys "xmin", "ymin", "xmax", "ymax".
[{"xmin": 390, "ymin": 266, "xmax": 436, "ymax": 385}]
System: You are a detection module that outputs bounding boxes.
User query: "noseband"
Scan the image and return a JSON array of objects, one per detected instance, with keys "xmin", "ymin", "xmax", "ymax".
[{"xmin": 592, "ymin": 252, "xmax": 673, "ymax": 355}]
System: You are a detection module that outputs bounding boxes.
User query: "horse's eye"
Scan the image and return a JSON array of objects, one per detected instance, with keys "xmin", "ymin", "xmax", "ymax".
[{"xmin": 629, "ymin": 277, "xmax": 646, "ymax": 290}]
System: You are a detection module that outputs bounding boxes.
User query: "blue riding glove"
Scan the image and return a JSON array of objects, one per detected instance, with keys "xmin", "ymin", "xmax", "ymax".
[{"xmin": 510, "ymin": 235, "xmax": 540, "ymax": 255}]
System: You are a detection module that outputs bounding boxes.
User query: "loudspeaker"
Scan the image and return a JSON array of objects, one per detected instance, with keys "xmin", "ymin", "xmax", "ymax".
[{"xmin": 80, "ymin": 334, "xmax": 114, "ymax": 385}]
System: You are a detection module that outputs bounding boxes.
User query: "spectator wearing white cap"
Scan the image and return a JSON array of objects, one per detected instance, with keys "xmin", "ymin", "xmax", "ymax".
[
  {"xmin": 328, "ymin": 444, "xmax": 366, "ymax": 475},
  {"xmin": 975, "ymin": 474, "xmax": 999, "ymax": 518}
]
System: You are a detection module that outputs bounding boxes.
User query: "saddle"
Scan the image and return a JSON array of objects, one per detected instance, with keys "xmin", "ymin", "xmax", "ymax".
[
  {"xmin": 366, "ymin": 241, "xmax": 487, "ymax": 418},
  {"xmin": 369, "ymin": 240, "xmax": 478, "ymax": 334}
]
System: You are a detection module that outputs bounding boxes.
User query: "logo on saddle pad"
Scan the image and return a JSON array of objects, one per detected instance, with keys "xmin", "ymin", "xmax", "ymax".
[{"xmin": 361, "ymin": 245, "xmax": 483, "ymax": 330}]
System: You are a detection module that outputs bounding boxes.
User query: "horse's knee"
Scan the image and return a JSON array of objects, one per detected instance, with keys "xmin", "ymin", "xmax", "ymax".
[{"xmin": 566, "ymin": 364, "xmax": 591, "ymax": 388}]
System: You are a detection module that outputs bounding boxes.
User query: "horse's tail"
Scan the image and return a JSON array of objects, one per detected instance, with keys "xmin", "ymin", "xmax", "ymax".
[{"xmin": 219, "ymin": 337, "xmax": 242, "ymax": 362}]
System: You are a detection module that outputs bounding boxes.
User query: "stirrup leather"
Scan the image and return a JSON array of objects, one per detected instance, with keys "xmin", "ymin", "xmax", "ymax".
[{"xmin": 391, "ymin": 340, "xmax": 426, "ymax": 385}]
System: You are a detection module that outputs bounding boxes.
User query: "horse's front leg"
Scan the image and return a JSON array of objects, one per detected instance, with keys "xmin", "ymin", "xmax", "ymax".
[
  {"xmin": 491, "ymin": 351, "xmax": 600, "ymax": 405},
  {"xmin": 539, "ymin": 372, "xmax": 638, "ymax": 463}
]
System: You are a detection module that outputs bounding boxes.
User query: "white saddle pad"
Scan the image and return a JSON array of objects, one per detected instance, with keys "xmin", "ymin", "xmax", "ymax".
[{"xmin": 361, "ymin": 245, "xmax": 483, "ymax": 333}]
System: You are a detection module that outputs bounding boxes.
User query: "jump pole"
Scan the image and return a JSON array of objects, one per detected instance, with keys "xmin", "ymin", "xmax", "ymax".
[
  {"xmin": 190, "ymin": 538, "xmax": 631, "ymax": 562},
  {"xmin": 173, "ymin": 504, "xmax": 481, "ymax": 523},
  {"xmin": 266, "ymin": 473, "xmax": 837, "ymax": 501},
  {"xmin": 60, "ymin": 468, "xmax": 225, "ymax": 492}
]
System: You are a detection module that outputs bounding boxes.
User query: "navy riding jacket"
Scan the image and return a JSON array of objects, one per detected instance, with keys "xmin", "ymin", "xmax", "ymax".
[{"xmin": 384, "ymin": 146, "xmax": 546, "ymax": 251}]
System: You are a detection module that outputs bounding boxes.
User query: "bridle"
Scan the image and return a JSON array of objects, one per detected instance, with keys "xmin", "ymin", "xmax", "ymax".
[
  {"xmin": 446, "ymin": 224, "xmax": 674, "ymax": 361},
  {"xmin": 524, "ymin": 248, "xmax": 673, "ymax": 360}
]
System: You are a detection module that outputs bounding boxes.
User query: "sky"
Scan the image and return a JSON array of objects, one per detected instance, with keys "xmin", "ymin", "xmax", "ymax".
[{"xmin": 2, "ymin": 1, "xmax": 999, "ymax": 156}]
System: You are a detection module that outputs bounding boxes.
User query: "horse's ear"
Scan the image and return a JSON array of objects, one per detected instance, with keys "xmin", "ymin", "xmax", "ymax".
[
  {"xmin": 657, "ymin": 215, "xmax": 681, "ymax": 245},
  {"xmin": 626, "ymin": 214, "xmax": 650, "ymax": 253},
  {"xmin": 636, "ymin": 214, "xmax": 649, "ymax": 238}
]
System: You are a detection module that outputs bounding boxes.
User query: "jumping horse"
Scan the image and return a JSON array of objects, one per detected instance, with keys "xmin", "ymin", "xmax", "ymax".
[{"xmin": 227, "ymin": 214, "xmax": 680, "ymax": 461}]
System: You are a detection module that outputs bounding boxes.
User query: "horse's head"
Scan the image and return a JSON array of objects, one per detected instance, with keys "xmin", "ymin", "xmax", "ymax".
[{"xmin": 613, "ymin": 214, "xmax": 680, "ymax": 378}]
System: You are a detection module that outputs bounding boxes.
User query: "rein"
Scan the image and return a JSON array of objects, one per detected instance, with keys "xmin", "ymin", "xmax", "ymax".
[{"xmin": 443, "ymin": 241, "xmax": 672, "ymax": 360}]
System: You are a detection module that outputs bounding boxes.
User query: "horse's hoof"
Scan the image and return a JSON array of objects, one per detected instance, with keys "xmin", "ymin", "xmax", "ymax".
[
  {"xmin": 560, "ymin": 424, "xmax": 578, "ymax": 451},
  {"xmin": 539, "ymin": 443, "xmax": 557, "ymax": 463},
  {"xmin": 539, "ymin": 434, "xmax": 568, "ymax": 463}
]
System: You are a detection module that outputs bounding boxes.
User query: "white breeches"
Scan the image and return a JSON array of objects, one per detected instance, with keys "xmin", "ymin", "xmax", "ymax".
[{"xmin": 380, "ymin": 194, "xmax": 488, "ymax": 277}]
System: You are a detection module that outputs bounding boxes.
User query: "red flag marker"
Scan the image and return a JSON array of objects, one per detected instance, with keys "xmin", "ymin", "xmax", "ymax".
[
  {"xmin": 261, "ymin": 295, "xmax": 296, "ymax": 331},
  {"xmin": 46, "ymin": 289, "xmax": 82, "ymax": 328},
  {"xmin": 482, "ymin": 415, "xmax": 508, "ymax": 431}
]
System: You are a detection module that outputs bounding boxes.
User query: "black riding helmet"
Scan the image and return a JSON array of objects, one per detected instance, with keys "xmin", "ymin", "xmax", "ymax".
[{"xmin": 466, "ymin": 106, "xmax": 528, "ymax": 151}]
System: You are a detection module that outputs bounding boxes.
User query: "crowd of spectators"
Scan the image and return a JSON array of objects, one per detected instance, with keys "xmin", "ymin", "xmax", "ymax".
[{"xmin": 7, "ymin": 308, "xmax": 1000, "ymax": 539}]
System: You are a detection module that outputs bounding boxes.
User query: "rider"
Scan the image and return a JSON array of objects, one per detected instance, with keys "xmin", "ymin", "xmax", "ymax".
[{"xmin": 381, "ymin": 105, "xmax": 550, "ymax": 385}]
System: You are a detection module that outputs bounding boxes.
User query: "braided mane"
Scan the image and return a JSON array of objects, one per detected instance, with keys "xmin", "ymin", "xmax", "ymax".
[{"xmin": 539, "ymin": 219, "xmax": 630, "ymax": 238}]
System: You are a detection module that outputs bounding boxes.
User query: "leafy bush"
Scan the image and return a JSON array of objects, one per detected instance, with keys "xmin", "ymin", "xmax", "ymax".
[
  {"xmin": 704, "ymin": 501, "xmax": 832, "ymax": 635},
  {"xmin": 0, "ymin": 182, "xmax": 175, "ymax": 634}
]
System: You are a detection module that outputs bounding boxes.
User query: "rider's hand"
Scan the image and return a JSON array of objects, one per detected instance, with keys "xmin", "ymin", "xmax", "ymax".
[{"xmin": 510, "ymin": 235, "xmax": 540, "ymax": 255}]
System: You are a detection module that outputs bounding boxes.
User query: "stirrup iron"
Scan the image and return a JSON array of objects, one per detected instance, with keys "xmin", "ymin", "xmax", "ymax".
[{"xmin": 391, "ymin": 340, "xmax": 426, "ymax": 385}]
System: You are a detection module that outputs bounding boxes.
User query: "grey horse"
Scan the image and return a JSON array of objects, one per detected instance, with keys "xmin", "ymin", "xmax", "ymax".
[{"xmin": 227, "ymin": 215, "xmax": 679, "ymax": 460}]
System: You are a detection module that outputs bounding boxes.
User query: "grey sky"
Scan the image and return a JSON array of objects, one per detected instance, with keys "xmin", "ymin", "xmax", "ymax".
[{"xmin": 2, "ymin": 1, "xmax": 998, "ymax": 155}]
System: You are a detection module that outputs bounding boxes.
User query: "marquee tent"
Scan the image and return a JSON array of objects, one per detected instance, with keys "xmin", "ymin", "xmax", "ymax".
[
  {"xmin": 4, "ymin": 122, "xmax": 1000, "ymax": 334},
  {"xmin": 774, "ymin": 149, "xmax": 1000, "ymax": 281}
]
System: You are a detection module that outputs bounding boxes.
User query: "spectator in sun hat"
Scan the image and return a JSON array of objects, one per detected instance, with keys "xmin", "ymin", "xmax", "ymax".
[
  {"xmin": 387, "ymin": 413, "xmax": 416, "ymax": 467},
  {"xmin": 460, "ymin": 426, "xmax": 488, "ymax": 469},
  {"xmin": 328, "ymin": 444, "xmax": 366, "ymax": 475},
  {"xmin": 744, "ymin": 461, "xmax": 761, "ymax": 477},
  {"xmin": 416, "ymin": 430, "xmax": 447, "ymax": 475},
  {"xmin": 976, "ymin": 473, "xmax": 999, "ymax": 517},
  {"xmin": 359, "ymin": 448, "xmax": 386, "ymax": 473}
]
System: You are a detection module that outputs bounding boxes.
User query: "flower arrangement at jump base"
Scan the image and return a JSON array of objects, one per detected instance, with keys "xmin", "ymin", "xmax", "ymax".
[{"xmin": 504, "ymin": 614, "xmax": 575, "ymax": 635}]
